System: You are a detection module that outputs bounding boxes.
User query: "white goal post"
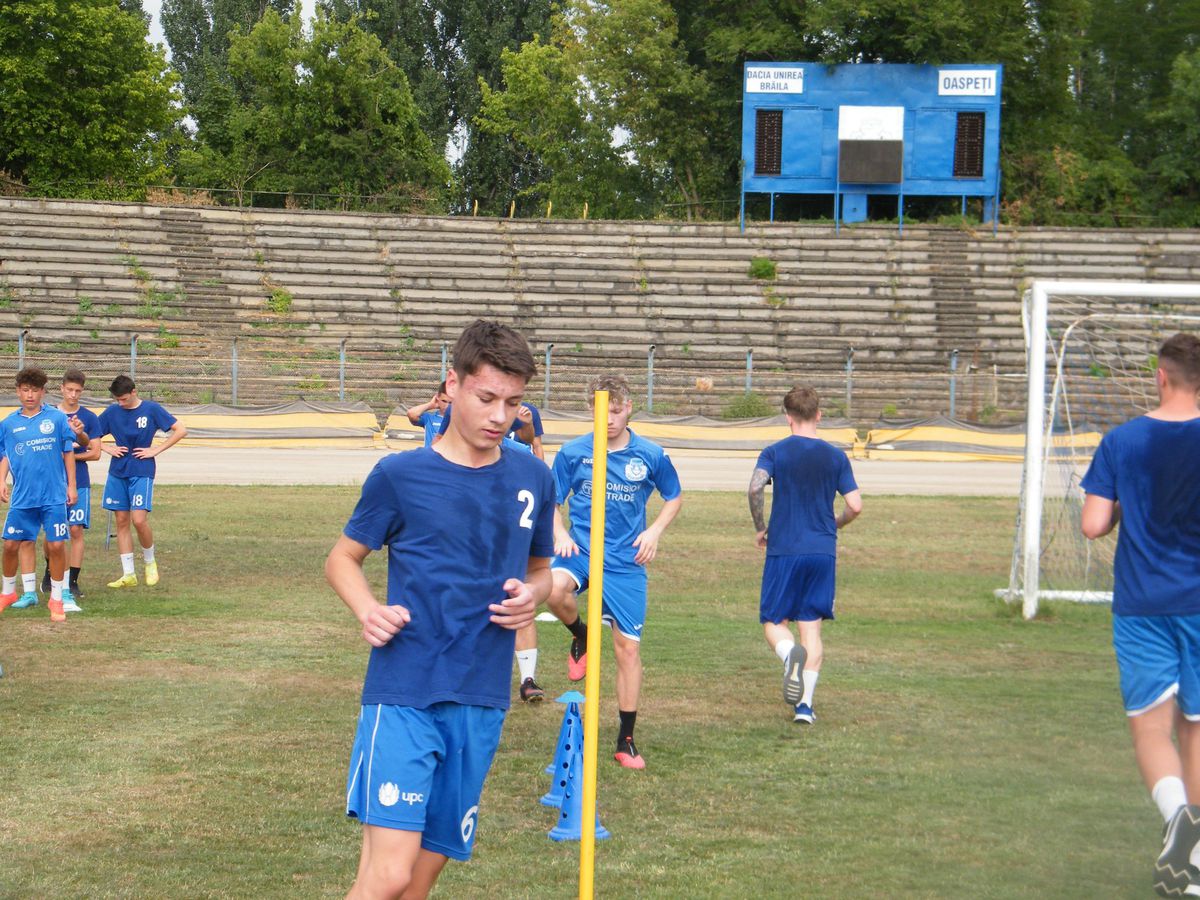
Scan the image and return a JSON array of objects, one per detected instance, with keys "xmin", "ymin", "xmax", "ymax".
[{"xmin": 1006, "ymin": 280, "xmax": 1200, "ymax": 620}]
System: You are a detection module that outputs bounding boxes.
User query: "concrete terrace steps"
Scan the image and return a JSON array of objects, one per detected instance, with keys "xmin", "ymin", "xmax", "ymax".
[{"xmin": 3, "ymin": 197, "xmax": 1200, "ymax": 419}]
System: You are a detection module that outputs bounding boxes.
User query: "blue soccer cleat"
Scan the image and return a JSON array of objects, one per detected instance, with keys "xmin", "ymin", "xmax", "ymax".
[
  {"xmin": 793, "ymin": 703, "xmax": 815, "ymax": 725},
  {"xmin": 12, "ymin": 591, "xmax": 39, "ymax": 609}
]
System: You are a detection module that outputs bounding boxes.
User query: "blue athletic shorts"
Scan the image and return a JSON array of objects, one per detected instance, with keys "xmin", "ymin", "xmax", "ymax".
[
  {"xmin": 103, "ymin": 475, "xmax": 154, "ymax": 512},
  {"xmin": 552, "ymin": 552, "xmax": 647, "ymax": 641},
  {"xmin": 1113, "ymin": 614, "xmax": 1200, "ymax": 719},
  {"xmin": 4, "ymin": 505, "xmax": 68, "ymax": 543},
  {"xmin": 760, "ymin": 553, "xmax": 837, "ymax": 624},
  {"xmin": 67, "ymin": 489, "xmax": 91, "ymax": 530},
  {"xmin": 344, "ymin": 702, "xmax": 506, "ymax": 861}
]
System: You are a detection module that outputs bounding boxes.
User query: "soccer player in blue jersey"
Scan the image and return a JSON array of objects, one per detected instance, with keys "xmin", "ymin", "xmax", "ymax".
[
  {"xmin": 545, "ymin": 374, "xmax": 683, "ymax": 768},
  {"xmin": 96, "ymin": 375, "xmax": 187, "ymax": 589},
  {"xmin": 1081, "ymin": 333, "xmax": 1200, "ymax": 897},
  {"xmin": 37, "ymin": 369, "xmax": 102, "ymax": 607},
  {"xmin": 405, "ymin": 381, "xmax": 450, "ymax": 447},
  {"xmin": 325, "ymin": 319, "xmax": 555, "ymax": 899},
  {"xmin": 748, "ymin": 386, "xmax": 862, "ymax": 725},
  {"xmin": 0, "ymin": 367, "xmax": 80, "ymax": 622}
]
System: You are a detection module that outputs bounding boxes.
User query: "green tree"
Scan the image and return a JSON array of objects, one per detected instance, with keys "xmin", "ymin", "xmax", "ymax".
[
  {"xmin": 180, "ymin": 9, "xmax": 449, "ymax": 209},
  {"xmin": 161, "ymin": 0, "xmax": 293, "ymax": 111},
  {"xmin": 1149, "ymin": 48, "xmax": 1200, "ymax": 225},
  {"xmin": 322, "ymin": 0, "xmax": 553, "ymax": 214},
  {"xmin": 0, "ymin": 0, "xmax": 180, "ymax": 196},
  {"xmin": 478, "ymin": 0, "xmax": 720, "ymax": 218}
]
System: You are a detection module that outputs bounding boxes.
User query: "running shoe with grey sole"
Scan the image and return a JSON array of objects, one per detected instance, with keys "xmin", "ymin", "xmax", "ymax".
[
  {"xmin": 783, "ymin": 645, "xmax": 807, "ymax": 705},
  {"xmin": 1155, "ymin": 804, "xmax": 1200, "ymax": 897}
]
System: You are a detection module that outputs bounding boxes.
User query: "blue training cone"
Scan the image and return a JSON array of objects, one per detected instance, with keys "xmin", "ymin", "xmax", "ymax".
[
  {"xmin": 541, "ymin": 703, "xmax": 582, "ymax": 807},
  {"xmin": 548, "ymin": 725, "xmax": 610, "ymax": 842},
  {"xmin": 544, "ymin": 691, "xmax": 586, "ymax": 775}
]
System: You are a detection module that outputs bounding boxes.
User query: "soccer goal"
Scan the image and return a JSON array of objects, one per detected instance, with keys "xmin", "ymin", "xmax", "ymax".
[{"xmin": 1002, "ymin": 280, "xmax": 1200, "ymax": 620}]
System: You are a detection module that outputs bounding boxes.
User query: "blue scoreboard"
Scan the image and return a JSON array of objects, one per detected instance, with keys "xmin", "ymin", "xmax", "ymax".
[{"xmin": 740, "ymin": 62, "xmax": 1003, "ymax": 228}]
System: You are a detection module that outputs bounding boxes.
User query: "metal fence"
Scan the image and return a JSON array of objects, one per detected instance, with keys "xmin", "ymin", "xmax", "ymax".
[{"xmin": 6, "ymin": 336, "xmax": 1029, "ymax": 425}]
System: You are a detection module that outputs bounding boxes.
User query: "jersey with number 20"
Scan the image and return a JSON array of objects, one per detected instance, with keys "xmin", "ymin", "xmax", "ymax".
[{"xmin": 344, "ymin": 447, "xmax": 555, "ymax": 711}]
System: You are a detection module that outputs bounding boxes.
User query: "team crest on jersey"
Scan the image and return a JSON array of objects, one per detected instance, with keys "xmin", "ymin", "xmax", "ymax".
[
  {"xmin": 39, "ymin": 419, "xmax": 54, "ymax": 435},
  {"xmin": 624, "ymin": 458, "xmax": 648, "ymax": 482},
  {"xmin": 580, "ymin": 479, "xmax": 593, "ymax": 498}
]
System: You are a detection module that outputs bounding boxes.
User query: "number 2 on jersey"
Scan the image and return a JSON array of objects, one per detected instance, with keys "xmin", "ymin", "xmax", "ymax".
[{"xmin": 517, "ymin": 489, "xmax": 534, "ymax": 529}]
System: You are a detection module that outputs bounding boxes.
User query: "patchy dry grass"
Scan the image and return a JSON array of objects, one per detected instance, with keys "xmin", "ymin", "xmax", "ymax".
[{"xmin": 0, "ymin": 487, "xmax": 1156, "ymax": 898}]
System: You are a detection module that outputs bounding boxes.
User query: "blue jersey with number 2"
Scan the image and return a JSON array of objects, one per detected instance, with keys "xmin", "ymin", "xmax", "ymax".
[{"xmin": 344, "ymin": 446, "xmax": 555, "ymax": 710}]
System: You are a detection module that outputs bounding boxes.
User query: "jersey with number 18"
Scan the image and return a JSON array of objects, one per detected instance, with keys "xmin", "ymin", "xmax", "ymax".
[{"xmin": 343, "ymin": 446, "xmax": 555, "ymax": 711}]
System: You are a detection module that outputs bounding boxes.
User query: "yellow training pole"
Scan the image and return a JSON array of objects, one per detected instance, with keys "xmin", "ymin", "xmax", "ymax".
[{"xmin": 579, "ymin": 389, "xmax": 608, "ymax": 900}]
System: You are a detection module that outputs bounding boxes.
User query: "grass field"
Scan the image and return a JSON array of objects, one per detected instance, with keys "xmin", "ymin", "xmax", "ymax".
[{"xmin": 0, "ymin": 486, "xmax": 1158, "ymax": 898}]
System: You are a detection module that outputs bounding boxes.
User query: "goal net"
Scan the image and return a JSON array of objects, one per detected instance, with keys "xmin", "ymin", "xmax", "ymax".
[{"xmin": 1003, "ymin": 280, "xmax": 1200, "ymax": 619}]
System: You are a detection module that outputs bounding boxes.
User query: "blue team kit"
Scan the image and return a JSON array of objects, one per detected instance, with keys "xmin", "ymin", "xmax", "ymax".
[
  {"xmin": 98, "ymin": 400, "xmax": 176, "ymax": 511},
  {"xmin": 340, "ymin": 446, "xmax": 555, "ymax": 857},
  {"xmin": 0, "ymin": 405, "xmax": 76, "ymax": 540}
]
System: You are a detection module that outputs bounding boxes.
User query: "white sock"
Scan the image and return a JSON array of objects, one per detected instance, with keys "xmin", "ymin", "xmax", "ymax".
[
  {"xmin": 1153, "ymin": 775, "xmax": 1188, "ymax": 823},
  {"xmin": 516, "ymin": 649, "xmax": 538, "ymax": 682},
  {"xmin": 21, "ymin": 572, "xmax": 35, "ymax": 593},
  {"xmin": 3, "ymin": 575, "xmax": 16, "ymax": 594},
  {"xmin": 143, "ymin": 545, "xmax": 155, "ymax": 564},
  {"xmin": 121, "ymin": 553, "xmax": 135, "ymax": 576},
  {"xmin": 51, "ymin": 578, "xmax": 64, "ymax": 602},
  {"xmin": 801, "ymin": 669, "xmax": 820, "ymax": 707},
  {"xmin": 775, "ymin": 639, "xmax": 795, "ymax": 665}
]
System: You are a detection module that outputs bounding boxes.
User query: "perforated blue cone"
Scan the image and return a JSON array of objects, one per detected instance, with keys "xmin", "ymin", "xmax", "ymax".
[
  {"xmin": 541, "ymin": 704, "xmax": 581, "ymax": 806},
  {"xmin": 548, "ymin": 730, "xmax": 609, "ymax": 842}
]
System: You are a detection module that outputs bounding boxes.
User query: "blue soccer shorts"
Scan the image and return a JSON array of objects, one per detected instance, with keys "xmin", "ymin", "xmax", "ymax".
[
  {"xmin": 760, "ymin": 553, "xmax": 837, "ymax": 624},
  {"xmin": 344, "ymin": 702, "xmax": 506, "ymax": 861},
  {"xmin": 4, "ymin": 505, "xmax": 68, "ymax": 543},
  {"xmin": 552, "ymin": 552, "xmax": 647, "ymax": 641},
  {"xmin": 103, "ymin": 475, "xmax": 154, "ymax": 512},
  {"xmin": 1113, "ymin": 614, "xmax": 1200, "ymax": 719},
  {"xmin": 67, "ymin": 489, "xmax": 91, "ymax": 530}
]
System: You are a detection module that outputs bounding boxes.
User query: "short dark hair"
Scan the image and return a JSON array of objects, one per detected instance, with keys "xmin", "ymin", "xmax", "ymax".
[
  {"xmin": 1159, "ymin": 333, "xmax": 1200, "ymax": 390},
  {"xmin": 62, "ymin": 368, "xmax": 86, "ymax": 387},
  {"xmin": 452, "ymin": 320, "xmax": 536, "ymax": 382},
  {"xmin": 109, "ymin": 374, "xmax": 136, "ymax": 396},
  {"xmin": 783, "ymin": 386, "xmax": 820, "ymax": 422},
  {"xmin": 437, "ymin": 380, "xmax": 447, "ymax": 394},
  {"xmin": 16, "ymin": 366, "xmax": 48, "ymax": 389}
]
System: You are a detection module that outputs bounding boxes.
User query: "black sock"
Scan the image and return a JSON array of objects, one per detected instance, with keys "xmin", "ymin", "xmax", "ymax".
[
  {"xmin": 618, "ymin": 710, "xmax": 637, "ymax": 745},
  {"xmin": 69, "ymin": 566, "xmax": 80, "ymax": 585},
  {"xmin": 566, "ymin": 616, "xmax": 588, "ymax": 645}
]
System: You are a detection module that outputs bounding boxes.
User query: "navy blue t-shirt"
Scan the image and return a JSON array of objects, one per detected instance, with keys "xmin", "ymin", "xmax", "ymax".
[
  {"xmin": 97, "ymin": 400, "xmax": 178, "ymax": 479},
  {"xmin": 756, "ymin": 435, "xmax": 858, "ymax": 557},
  {"xmin": 1081, "ymin": 415, "xmax": 1200, "ymax": 617},
  {"xmin": 344, "ymin": 446, "xmax": 555, "ymax": 710},
  {"xmin": 63, "ymin": 406, "xmax": 101, "ymax": 489}
]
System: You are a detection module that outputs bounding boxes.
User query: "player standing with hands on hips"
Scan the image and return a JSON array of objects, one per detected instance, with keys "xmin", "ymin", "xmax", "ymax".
[
  {"xmin": 749, "ymin": 386, "xmax": 861, "ymax": 725},
  {"xmin": 97, "ymin": 375, "xmax": 186, "ymax": 589},
  {"xmin": 326, "ymin": 320, "xmax": 555, "ymax": 899},
  {"xmin": 1080, "ymin": 333, "xmax": 1200, "ymax": 897}
]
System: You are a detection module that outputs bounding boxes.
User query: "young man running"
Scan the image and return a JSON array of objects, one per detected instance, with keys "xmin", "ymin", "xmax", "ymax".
[
  {"xmin": 39, "ymin": 368, "xmax": 102, "ymax": 607},
  {"xmin": 546, "ymin": 374, "xmax": 682, "ymax": 768},
  {"xmin": 0, "ymin": 367, "xmax": 80, "ymax": 621},
  {"xmin": 748, "ymin": 386, "xmax": 862, "ymax": 725},
  {"xmin": 326, "ymin": 319, "xmax": 555, "ymax": 898},
  {"xmin": 1080, "ymin": 333, "xmax": 1200, "ymax": 897},
  {"xmin": 96, "ymin": 375, "xmax": 187, "ymax": 588}
]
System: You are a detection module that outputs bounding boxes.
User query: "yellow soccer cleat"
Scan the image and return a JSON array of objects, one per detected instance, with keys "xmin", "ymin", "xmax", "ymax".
[
  {"xmin": 107, "ymin": 573, "xmax": 138, "ymax": 589},
  {"xmin": 145, "ymin": 561, "xmax": 159, "ymax": 586}
]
